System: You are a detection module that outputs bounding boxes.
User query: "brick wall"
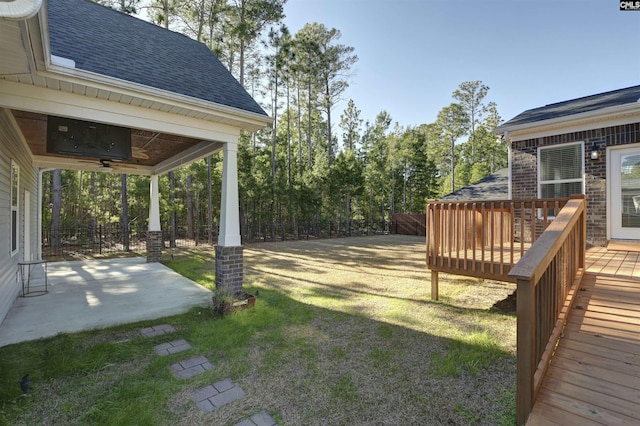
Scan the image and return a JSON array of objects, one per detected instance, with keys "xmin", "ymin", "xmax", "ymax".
[
  {"xmin": 215, "ymin": 245, "xmax": 243, "ymax": 295},
  {"xmin": 511, "ymin": 122, "xmax": 640, "ymax": 247}
]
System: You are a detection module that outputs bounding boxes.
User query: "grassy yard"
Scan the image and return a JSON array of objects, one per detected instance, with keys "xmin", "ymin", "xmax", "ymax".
[{"xmin": 0, "ymin": 235, "xmax": 517, "ymax": 425}]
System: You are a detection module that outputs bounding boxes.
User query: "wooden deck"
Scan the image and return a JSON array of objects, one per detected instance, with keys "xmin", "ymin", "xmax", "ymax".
[{"xmin": 526, "ymin": 248, "xmax": 640, "ymax": 425}]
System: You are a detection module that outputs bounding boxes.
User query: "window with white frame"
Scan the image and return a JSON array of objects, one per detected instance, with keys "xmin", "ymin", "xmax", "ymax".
[
  {"xmin": 11, "ymin": 160, "xmax": 19, "ymax": 256},
  {"xmin": 538, "ymin": 142, "xmax": 584, "ymax": 201}
]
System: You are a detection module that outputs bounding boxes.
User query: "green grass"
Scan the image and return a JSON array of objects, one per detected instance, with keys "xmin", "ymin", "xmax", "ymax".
[
  {"xmin": 0, "ymin": 236, "xmax": 517, "ymax": 425},
  {"xmin": 430, "ymin": 331, "xmax": 504, "ymax": 377}
]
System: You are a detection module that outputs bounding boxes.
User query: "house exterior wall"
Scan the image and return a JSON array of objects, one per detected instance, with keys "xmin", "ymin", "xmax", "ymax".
[
  {"xmin": 0, "ymin": 108, "xmax": 38, "ymax": 323},
  {"xmin": 511, "ymin": 122, "xmax": 640, "ymax": 247}
]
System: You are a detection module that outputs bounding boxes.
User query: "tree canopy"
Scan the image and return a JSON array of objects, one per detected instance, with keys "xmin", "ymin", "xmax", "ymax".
[{"xmin": 46, "ymin": 1, "xmax": 508, "ymax": 243}]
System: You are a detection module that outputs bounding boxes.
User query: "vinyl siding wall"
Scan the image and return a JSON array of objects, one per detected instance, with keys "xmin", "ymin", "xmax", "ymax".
[{"xmin": 0, "ymin": 108, "xmax": 38, "ymax": 324}]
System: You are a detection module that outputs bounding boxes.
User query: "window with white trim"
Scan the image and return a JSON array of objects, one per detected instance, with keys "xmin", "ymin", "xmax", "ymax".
[
  {"xmin": 11, "ymin": 160, "xmax": 19, "ymax": 256},
  {"xmin": 538, "ymin": 142, "xmax": 584, "ymax": 201}
]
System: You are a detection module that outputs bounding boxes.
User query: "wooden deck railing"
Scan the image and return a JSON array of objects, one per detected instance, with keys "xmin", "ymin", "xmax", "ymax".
[
  {"xmin": 507, "ymin": 195, "xmax": 586, "ymax": 425},
  {"xmin": 426, "ymin": 197, "xmax": 570, "ymax": 299}
]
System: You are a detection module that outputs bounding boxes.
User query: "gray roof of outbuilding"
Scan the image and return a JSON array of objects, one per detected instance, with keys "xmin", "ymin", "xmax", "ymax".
[
  {"xmin": 47, "ymin": 0, "xmax": 267, "ymax": 117},
  {"xmin": 440, "ymin": 168, "xmax": 509, "ymax": 202},
  {"xmin": 497, "ymin": 85, "xmax": 640, "ymax": 130}
]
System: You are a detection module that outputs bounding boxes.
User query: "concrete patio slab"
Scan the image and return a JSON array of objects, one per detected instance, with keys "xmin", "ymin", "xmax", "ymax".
[{"xmin": 0, "ymin": 257, "xmax": 212, "ymax": 347}]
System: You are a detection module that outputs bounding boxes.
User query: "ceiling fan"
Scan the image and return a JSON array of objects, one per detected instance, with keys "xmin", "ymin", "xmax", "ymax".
[
  {"xmin": 132, "ymin": 146, "xmax": 149, "ymax": 159},
  {"xmin": 75, "ymin": 158, "xmax": 137, "ymax": 171}
]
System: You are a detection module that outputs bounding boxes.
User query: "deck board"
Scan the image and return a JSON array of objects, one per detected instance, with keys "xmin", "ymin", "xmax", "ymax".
[{"xmin": 526, "ymin": 265, "xmax": 640, "ymax": 425}]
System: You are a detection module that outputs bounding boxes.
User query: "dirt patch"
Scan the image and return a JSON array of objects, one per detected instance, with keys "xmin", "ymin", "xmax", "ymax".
[{"xmin": 492, "ymin": 290, "xmax": 517, "ymax": 314}]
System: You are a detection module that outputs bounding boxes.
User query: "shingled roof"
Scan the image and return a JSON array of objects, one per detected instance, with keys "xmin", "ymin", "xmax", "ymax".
[
  {"xmin": 47, "ymin": 0, "xmax": 267, "ymax": 117},
  {"xmin": 440, "ymin": 168, "xmax": 509, "ymax": 202},
  {"xmin": 497, "ymin": 85, "xmax": 640, "ymax": 130}
]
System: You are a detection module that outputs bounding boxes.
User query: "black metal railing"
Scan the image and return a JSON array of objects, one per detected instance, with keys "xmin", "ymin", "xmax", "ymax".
[{"xmin": 43, "ymin": 220, "xmax": 392, "ymax": 261}]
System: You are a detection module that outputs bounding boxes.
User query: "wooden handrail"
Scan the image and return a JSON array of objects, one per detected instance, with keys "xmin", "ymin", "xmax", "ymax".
[{"xmin": 507, "ymin": 195, "xmax": 586, "ymax": 425}]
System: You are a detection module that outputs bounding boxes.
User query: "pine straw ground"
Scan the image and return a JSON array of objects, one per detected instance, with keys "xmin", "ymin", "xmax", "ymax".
[{"xmin": 0, "ymin": 235, "xmax": 517, "ymax": 425}]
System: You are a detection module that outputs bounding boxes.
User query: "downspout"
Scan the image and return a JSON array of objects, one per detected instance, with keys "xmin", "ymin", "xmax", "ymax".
[
  {"xmin": 504, "ymin": 131, "xmax": 512, "ymax": 200},
  {"xmin": 0, "ymin": 0, "xmax": 43, "ymax": 20}
]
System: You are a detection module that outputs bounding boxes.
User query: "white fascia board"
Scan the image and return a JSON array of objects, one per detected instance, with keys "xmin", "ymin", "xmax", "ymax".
[
  {"xmin": 153, "ymin": 140, "xmax": 225, "ymax": 175},
  {"xmin": 0, "ymin": 79, "xmax": 242, "ymax": 143},
  {"xmin": 494, "ymin": 103, "xmax": 640, "ymax": 141}
]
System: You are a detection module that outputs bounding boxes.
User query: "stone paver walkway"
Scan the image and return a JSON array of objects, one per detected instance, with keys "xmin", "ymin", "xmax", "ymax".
[
  {"xmin": 192, "ymin": 378, "xmax": 246, "ymax": 413},
  {"xmin": 154, "ymin": 339, "xmax": 192, "ymax": 356},
  {"xmin": 235, "ymin": 411, "xmax": 277, "ymax": 426},
  {"xmin": 142, "ymin": 324, "xmax": 273, "ymax": 422},
  {"xmin": 140, "ymin": 324, "xmax": 176, "ymax": 338},
  {"xmin": 170, "ymin": 355, "xmax": 213, "ymax": 379}
]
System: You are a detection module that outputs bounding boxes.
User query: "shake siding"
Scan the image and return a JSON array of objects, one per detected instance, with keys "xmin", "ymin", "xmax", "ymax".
[{"xmin": 0, "ymin": 108, "xmax": 38, "ymax": 324}]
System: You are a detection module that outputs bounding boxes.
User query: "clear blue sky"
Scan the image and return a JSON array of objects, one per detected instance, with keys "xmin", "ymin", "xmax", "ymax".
[{"xmin": 283, "ymin": 0, "xmax": 640, "ymax": 128}]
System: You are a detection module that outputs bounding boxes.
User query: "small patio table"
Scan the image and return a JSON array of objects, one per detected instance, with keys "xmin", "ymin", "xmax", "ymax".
[{"xmin": 18, "ymin": 259, "xmax": 48, "ymax": 297}]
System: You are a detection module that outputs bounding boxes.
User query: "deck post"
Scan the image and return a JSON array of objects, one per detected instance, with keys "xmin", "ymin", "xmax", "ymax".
[
  {"xmin": 430, "ymin": 270, "xmax": 439, "ymax": 300},
  {"xmin": 516, "ymin": 277, "xmax": 535, "ymax": 426}
]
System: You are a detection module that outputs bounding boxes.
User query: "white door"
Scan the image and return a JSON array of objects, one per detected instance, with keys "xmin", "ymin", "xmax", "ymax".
[
  {"xmin": 609, "ymin": 145, "xmax": 640, "ymax": 240},
  {"xmin": 24, "ymin": 190, "xmax": 31, "ymax": 260}
]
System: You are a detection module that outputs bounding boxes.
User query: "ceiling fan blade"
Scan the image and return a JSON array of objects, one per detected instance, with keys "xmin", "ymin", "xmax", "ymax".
[{"xmin": 132, "ymin": 147, "xmax": 149, "ymax": 159}]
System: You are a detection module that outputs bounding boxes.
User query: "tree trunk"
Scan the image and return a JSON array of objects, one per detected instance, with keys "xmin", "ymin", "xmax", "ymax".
[
  {"xmin": 88, "ymin": 172, "xmax": 97, "ymax": 244},
  {"xmin": 308, "ymin": 78, "xmax": 313, "ymax": 171},
  {"xmin": 121, "ymin": 174, "xmax": 129, "ymax": 251},
  {"xmin": 51, "ymin": 169, "xmax": 62, "ymax": 248},
  {"xmin": 325, "ymin": 80, "xmax": 333, "ymax": 165},
  {"xmin": 297, "ymin": 83, "xmax": 302, "ymax": 177},
  {"xmin": 207, "ymin": 155, "xmax": 214, "ymax": 244},
  {"xmin": 169, "ymin": 170, "xmax": 176, "ymax": 248},
  {"xmin": 271, "ymin": 62, "xmax": 278, "ymax": 241},
  {"xmin": 451, "ymin": 136, "xmax": 455, "ymax": 193},
  {"xmin": 186, "ymin": 174, "xmax": 194, "ymax": 240},
  {"xmin": 403, "ymin": 161, "xmax": 407, "ymax": 214}
]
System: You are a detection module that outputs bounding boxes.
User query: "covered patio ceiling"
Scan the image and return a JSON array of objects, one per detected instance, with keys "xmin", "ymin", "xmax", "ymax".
[{"xmin": 10, "ymin": 109, "xmax": 223, "ymax": 176}]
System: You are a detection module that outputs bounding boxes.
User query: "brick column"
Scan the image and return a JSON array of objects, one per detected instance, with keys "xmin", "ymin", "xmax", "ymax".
[
  {"xmin": 215, "ymin": 245, "xmax": 243, "ymax": 295},
  {"xmin": 147, "ymin": 231, "xmax": 163, "ymax": 263}
]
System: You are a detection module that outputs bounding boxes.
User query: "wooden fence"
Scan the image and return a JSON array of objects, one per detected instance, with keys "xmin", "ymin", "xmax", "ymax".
[{"xmin": 391, "ymin": 214, "xmax": 426, "ymax": 236}]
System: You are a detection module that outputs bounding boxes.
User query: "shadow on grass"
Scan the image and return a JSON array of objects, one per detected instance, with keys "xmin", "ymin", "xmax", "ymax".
[{"xmin": 0, "ymin": 285, "xmax": 516, "ymax": 426}]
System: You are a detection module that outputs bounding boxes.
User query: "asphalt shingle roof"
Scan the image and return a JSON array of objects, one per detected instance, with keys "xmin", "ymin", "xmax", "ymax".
[
  {"xmin": 499, "ymin": 85, "xmax": 640, "ymax": 129},
  {"xmin": 47, "ymin": 0, "xmax": 267, "ymax": 116},
  {"xmin": 440, "ymin": 168, "xmax": 509, "ymax": 202}
]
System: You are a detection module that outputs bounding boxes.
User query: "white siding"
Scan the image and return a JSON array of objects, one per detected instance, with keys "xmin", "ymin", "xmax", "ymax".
[{"xmin": 0, "ymin": 108, "xmax": 38, "ymax": 324}]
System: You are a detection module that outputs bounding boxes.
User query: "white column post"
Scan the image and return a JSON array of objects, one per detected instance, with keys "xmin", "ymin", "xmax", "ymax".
[
  {"xmin": 149, "ymin": 174, "xmax": 161, "ymax": 231},
  {"xmin": 219, "ymin": 141, "xmax": 241, "ymax": 246},
  {"xmin": 216, "ymin": 140, "xmax": 243, "ymax": 294}
]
